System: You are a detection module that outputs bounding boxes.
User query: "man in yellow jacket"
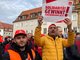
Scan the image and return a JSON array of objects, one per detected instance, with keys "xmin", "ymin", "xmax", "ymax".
[{"xmin": 34, "ymin": 16, "xmax": 75, "ymax": 60}]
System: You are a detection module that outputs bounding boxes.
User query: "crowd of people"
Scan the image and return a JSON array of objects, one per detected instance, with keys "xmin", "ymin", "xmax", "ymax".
[{"xmin": 0, "ymin": 16, "xmax": 80, "ymax": 60}]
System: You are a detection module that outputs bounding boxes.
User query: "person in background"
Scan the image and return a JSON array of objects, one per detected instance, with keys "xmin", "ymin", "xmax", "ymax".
[
  {"xmin": 75, "ymin": 32, "xmax": 80, "ymax": 40},
  {"xmin": 4, "ymin": 38, "xmax": 14, "ymax": 52},
  {"xmin": 27, "ymin": 33, "xmax": 42, "ymax": 60},
  {"xmin": 57, "ymin": 26, "xmax": 64, "ymax": 38},
  {"xmin": 27, "ymin": 33, "xmax": 34, "ymax": 49},
  {"xmin": 0, "ymin": 35, "xmax": 4, "ymax": 54},
  {"xmin": 64, "ymin": 32, "xmax": 80, "ymax": 60},
  {"xmin": 34, "ymin": 16, "xmax": 75, "ymax": 60},
  {"xmin": 2, "ymin": 36, "xmax": 12, "ymax": 48}
]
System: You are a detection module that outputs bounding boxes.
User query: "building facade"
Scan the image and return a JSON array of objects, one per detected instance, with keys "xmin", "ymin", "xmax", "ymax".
[
  {"xmin": 74, "ymin": 0, "xmax": 80, "ymax": 32},
  {"xmin": 0, "ymin": 21, "xmax": 13, "ymax": 38}
]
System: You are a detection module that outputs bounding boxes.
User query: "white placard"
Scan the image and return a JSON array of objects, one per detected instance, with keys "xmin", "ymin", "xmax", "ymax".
[{"xmin": 42, "ymin": 0, "xmax": 73, "ymax": 22}]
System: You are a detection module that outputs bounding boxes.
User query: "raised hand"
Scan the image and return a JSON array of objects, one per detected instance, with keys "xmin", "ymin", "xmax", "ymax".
[
  {"xmin": 64, "ymin": 18, "xmax": 72, "ymax": 31},
  {"xmin": 38, "ymin": 16, "xmax": 43, "ymax": 27}
]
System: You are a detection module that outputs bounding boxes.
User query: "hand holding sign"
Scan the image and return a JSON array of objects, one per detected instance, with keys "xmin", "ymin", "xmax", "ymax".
[
  {"xmin": 64, "ymin": 18, "xmax": 72, "ymax": 32},
  {"xmin": 38, "ymin": 16, "xmax": 43, "ymax": 27}
]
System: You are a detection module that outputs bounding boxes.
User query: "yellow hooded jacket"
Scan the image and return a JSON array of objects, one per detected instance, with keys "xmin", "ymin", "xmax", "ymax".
[{"xmin": 34, "ymin": 27, "xmax": 74, "ymax": 60}]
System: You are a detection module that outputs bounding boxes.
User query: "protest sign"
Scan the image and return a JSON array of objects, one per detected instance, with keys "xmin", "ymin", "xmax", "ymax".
[{"xmin": 42, "ymin": 0, "xmax": 73, "ymax": 22}]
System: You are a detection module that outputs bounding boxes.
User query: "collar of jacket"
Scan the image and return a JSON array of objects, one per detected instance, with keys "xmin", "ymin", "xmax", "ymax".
[{"xmin": 46, "ymin": 34, "xmax": 59, "ymax": 41}]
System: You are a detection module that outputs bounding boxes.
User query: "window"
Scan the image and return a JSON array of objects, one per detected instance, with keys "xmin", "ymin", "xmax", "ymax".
[
  {"xmin": 72, "ymin": 14, "xmax": 77, "ymax": 20},
  {"xmin": 4, "ymin": 29, "xmax": 7, "ymax": 31},
  {"xmin": 22, "ymin": 15, "xmax": 29, "ymax": 20},
  {"xmin": 38, "ymin": 12, "xmax": 42, "ymax": 16},
  {"xmin": 21, "ymin": 23, "xmax": 23, "ymax": 27},
  {"xmin": 26, "ymin": 30, "xmax": 28, "ymax": 33},
  {"xmin": 15, "ymin": 24, "xmax": 19, "ymax": 28},
  {"xmin": 31, "ymin": 30, "xmax": 33, "ymax": 34},
  {"xmin": 22, "ymin": 16, "xmax": 26, "ymax": 20},
  {"xmin": 18, "ymin": 16, "xmax": 22, "ymax": 20},
  {"xmin": 30, "ymin": 13, "xmax": 37, "ymax": 19},
  {"xmin": 72, "ymin": 5, "xmax": 75, "ymax": 10},
  {"xmin": 9, "ymin": 29, "xmax": 12, "ymax": 31},
  {"xmin": 9, "ymin": 33, "xmax": 10, "ymax": 35},
  {"xmin": 19, "ymin": 15, "xmax": 28, "ymax": 20},
  {"xmin": 43, "ymin": 28, "xmax": 47, "ymax": 34},
  {"xmin": 73, "ymin": 27, "xmax": 77, "ymax": 33},
  {"xmin": 43, "ymin": 22, "xmax": 47, "ymax": 25},
  {"xmin": 64, "ymin": 28, "xmax": 67, "ymax": 33}
]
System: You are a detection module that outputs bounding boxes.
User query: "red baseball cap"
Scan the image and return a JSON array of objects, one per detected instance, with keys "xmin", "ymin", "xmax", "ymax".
[
  {"xmin": 14, "ymin": 30, "xmax": 27, "ymax": 38},
  {"xmin": 48, "ymin": 24, "xmax": 56, "ymax": 28}
]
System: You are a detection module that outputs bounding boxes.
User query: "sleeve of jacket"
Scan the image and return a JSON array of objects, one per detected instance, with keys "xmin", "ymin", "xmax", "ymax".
[
  {"xmin": 34, "ymin": 26, "xmax": 45, "ymax": 47},
  {"xmin": 62, "ymin": 31, "xmax": 75, "ymax": 47}
]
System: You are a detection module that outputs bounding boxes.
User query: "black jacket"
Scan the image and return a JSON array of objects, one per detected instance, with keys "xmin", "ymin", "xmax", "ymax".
[
  {"xmin": 64, "ymin": 44, "xmax": 80, "ymax": 60},
  {"xmin": 0, "ymin": 43, "xmax": 4, "ymax": 60}
]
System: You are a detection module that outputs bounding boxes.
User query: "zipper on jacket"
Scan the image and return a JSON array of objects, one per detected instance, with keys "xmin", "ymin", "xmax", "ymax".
[{"xmin": 54, "ymin": 40, "xmax": 58, "ymax": 60}]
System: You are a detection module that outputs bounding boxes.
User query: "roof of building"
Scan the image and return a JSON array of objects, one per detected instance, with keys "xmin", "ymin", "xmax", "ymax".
[
  {"xmin": 13, "ymin": 7, "xmax": 42, "ymax": 23},
  {"xmin": 0, "ymin": 21, "xmax": 13, "ymax": 29},
  {"xmin": 21, "ymin": 7, "xmax": 42, "ymax": 16}
]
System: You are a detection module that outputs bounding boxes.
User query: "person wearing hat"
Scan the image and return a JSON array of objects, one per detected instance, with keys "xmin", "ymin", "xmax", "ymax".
[
  {"xmin": 34, "ymin": 16, "xmax": 75, "ymax": 60},
  {"xmin": 2, "ymin": 30, "xmax": 36, "ymax": 60}
]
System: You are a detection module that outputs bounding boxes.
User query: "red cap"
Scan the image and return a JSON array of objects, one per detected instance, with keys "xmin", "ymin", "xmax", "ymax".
[
  {"xmin": 48, "ymin": 24, "xmax": 56, "ymax": 28},
  {"xmin": 0, "ymin": 35, "xmax": 3, "ymax": 43},
  {"xmin": 14, "ymin": 30, "xmax": 26, "ymax": 37}
]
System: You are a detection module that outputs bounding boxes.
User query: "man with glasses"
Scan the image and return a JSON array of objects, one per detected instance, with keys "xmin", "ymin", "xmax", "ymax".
[{"xmin": 34, "ymin": 16, "xmax": 75, "ymax": 60}]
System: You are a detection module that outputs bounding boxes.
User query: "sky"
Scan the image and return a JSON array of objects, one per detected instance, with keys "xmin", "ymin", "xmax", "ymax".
[{"xmin": 0, "ymin": 0, "xmax": 42, "ymax": 24}]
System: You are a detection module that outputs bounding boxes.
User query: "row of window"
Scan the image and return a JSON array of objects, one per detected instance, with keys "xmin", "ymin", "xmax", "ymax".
[
  {"xmin": 18, "ymin": 12, "xmax": 42, "ymax": 20},
  {"xmin": 0, "ymin": 32, "xmax": 12, "ymax": 35},
  {"xmin": 18, "ymin": 12, "xmax": 77, "ymax": 21},
  {"xmin": 63, "ymin": 27, "xmax": 77, "ymax": 33},
  {"xmin": 4, "ymin": 32, "xmax": 11, "ymax": 35},
  {"xmin": 26, "ymin": 30, "xmax": 33, "ymax": 34},
  {"xmin": 4, "ymin": 28, "xmax": 13, "ymax": 32}
]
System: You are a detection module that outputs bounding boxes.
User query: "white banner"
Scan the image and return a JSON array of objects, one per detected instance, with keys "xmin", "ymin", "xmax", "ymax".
[{"xmin": 42, "ymin": 0, "xmax": 73, "ymax": 22}]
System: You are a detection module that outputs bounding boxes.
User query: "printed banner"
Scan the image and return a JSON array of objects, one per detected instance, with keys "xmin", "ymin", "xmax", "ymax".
[{"xmin": 42, "ymin": 0, "xmax": 73, "ymax": 22}]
